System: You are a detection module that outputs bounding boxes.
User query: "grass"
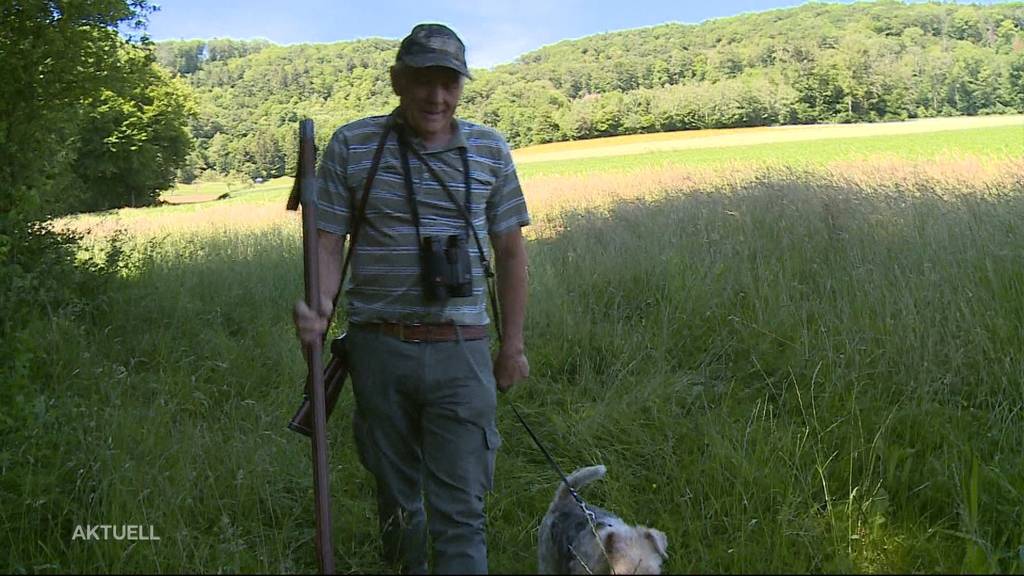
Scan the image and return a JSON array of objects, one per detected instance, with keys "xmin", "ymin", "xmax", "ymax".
[
  {"xmin": 161, "ymin": 176, "xmax": 293, "ymax": 200},
  {"xmin": 53, "ymin": 120, "xmax": 1023, "ymax": 241},
  {"xmin": 515, "ymin": 124, "xmax": 1024, "ymax": 178},
  {"xmin": 4, "ymin": 118, "xmax": 1024, "ymax": 573},
  {"xmin": 56, "ymin": 178, "xmax": 298, "ymax": 239},
  {"xmin": 511, "ymin": 114, "xmax": 1024, "ymax": 165},
  {"xmin": 519, "ymin": 166, "xmax": 1024, "ymax": 573}
]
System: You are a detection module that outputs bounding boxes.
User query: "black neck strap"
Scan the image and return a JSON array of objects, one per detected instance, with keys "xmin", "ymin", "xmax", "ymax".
[
  {"xmin": 395, "ymin": 124, "xmax": 502, "ymax": 339},
  {"xmin": 396, "ymin": 131, "xmax": 473, "ymax": 246},
  {"xmin": 329, "ymin": 116, "xmax": 502, "ymax": 343},
  {"xmin": 331, "ymin": 120, "xmax": 392, "ymax": 317},
  {"xmin": 395, "ymin": 129, "xmax": 490, "ymax": 271}
]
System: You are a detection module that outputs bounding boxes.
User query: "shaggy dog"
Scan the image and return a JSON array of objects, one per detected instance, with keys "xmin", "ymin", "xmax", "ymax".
[{"xmin": 538, "ymin": 465, "xmax": 668, "ymax": 574}]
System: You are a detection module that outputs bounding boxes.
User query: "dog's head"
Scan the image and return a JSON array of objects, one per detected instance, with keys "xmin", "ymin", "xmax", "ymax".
[{"xmin": 598, "ymin": 525, "xmax": 668, "ymax": 574}]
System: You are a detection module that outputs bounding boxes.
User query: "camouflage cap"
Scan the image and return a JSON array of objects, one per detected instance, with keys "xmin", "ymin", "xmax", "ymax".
[{"xmin": 397, "ymin": 23, "xmax": 472, "ymax": 79}]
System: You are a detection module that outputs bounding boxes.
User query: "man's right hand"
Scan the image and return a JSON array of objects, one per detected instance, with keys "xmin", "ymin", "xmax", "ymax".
[{"xmin": 293, "ymin": 298, "xmax": 332, "ymax": 348}]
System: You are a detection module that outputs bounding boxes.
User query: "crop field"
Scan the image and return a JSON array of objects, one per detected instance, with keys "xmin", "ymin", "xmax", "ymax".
[
  {"xmin": 511, "ymin": 114, "xmax": 1023, "ymax": 165},
  {"xmin": 514, "ymin": 119, "xmax": 1024, "ymax": 178},
  {"xmin": 8, "ymin": 117, "xmax": 1024, "ymax": 573}
]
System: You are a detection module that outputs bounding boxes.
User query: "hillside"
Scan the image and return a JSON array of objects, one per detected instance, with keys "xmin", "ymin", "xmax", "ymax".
[{"xmin": 154, "ymin": 1, "xmax": 1024, "ymax": 181}]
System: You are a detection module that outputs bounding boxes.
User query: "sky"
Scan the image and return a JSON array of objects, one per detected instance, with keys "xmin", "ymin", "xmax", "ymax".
[{"xmin": 145, "ymin": 0, "xmax": 1007, "ymax": 69}]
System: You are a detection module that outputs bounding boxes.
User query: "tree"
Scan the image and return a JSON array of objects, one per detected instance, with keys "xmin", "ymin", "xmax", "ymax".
[
  {"xmin": 155, "ymin": 40, "xmax": 206, "ymax": 75},
  {"xmin": 2, "ymin": 1, "xmax": 144, "ymax": 226},
  {"xmin": 1, "ymin": 0, "xmax": 196, "ymax": 388},
  {"xmin": 70, "ymin": 51, "xmax": 196, "ymax": 210}
]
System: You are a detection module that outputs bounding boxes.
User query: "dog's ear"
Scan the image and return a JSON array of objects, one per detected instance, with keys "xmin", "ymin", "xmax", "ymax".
[{"xmin": 644, "ymin": 528, "xmax": 669, "ymax": 560}]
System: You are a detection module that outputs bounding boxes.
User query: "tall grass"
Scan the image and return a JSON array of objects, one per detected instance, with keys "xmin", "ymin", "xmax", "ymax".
[
  {"xmin": 517, "ymin": 166, "xmax": 1024, "ymax": 572},
  {"xmin": 3, "ymin": 163, "xmax": 1022, "ymax": 573}
]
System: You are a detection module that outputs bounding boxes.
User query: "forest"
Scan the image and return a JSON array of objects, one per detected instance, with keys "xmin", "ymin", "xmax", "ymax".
[{"xmin": 154, "ymin": 1, "xmax": 1024, "ymax": 182}]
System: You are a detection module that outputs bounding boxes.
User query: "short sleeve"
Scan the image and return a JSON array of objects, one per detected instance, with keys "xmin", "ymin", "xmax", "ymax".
[
  {"xmin": 316, "ymin": 130, "xmax": 351, "ymax": 236},
  {"xmin": 485, "ymin": 135, "xmax": 531, "ymax": 237}
]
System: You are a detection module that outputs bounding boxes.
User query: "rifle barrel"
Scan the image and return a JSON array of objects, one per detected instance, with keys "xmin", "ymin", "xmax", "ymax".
[{"xmin": 297, "ymin": 119, "xmax": 335, "ymax": 574}]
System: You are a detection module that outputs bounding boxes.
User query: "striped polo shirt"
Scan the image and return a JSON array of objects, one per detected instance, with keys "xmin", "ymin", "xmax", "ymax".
[{"xmin": 315, "ymin": 108, "xmax": 531, "ymax": 326}]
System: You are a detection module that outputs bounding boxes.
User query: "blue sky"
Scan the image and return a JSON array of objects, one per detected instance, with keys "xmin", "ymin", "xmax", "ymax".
[{"xmin": 146, "ymin": 0, "xmax": 1007, "ymax": 69}]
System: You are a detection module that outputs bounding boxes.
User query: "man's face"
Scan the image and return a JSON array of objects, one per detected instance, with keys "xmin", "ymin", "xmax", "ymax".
[{"xmin": 393, "ymin": 65, "xmax": 464, "ymax": 142}]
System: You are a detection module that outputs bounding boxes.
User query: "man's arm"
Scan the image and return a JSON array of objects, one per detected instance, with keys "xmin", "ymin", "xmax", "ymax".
[
  {"xmin": 294, "ymin": 229, "xmax": 345, "ymax": 346},
  {"xmin": 294, "ymin": 120, "xmax": 352, "ymax": 347},
  {"xmin": 318, "ymin": 229, "xmax": 345, "ymax": 318},
  {"xmin": 491, "ymin": 226, "xmax": 529, "ymax": 392}
]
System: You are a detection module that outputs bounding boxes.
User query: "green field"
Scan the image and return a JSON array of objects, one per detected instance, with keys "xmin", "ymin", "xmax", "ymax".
[
  {"xmin": 6, "ymin": 119, "xmax": 1024, "ymax": 573},
  {"xmin": 162, "ymin": 177, "xmax": 293, "ymax": 203},
  {"xmin": 516, "ymin": 124, "xmax": 1024, "ymax": 178}
]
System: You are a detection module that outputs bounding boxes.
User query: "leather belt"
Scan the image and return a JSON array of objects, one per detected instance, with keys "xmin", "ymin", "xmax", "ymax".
[{"xmin": 355, "ymin": 322, "xmax": 489, "ymax": 343}]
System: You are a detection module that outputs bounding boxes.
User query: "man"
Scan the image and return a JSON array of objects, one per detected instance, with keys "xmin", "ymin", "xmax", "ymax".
[{"xmin": 293, "ymin": 23, "xmax": 530, "ymax": 574}]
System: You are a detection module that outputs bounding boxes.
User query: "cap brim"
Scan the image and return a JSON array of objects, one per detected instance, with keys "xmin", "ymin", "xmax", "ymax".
[{"xmin": 399, "ymin": 53, "xmax": 473, "ymax": 79}]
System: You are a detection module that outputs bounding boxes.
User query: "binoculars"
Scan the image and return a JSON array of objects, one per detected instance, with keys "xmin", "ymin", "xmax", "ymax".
[{"xmin": 421, "ymin": 234, "xmax": 473, "ymax": 301}]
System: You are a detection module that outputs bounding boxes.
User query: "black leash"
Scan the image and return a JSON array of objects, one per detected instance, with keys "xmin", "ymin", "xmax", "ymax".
[
  {"xmin": 393, "ymin": 121, "xmax": 596, "ymax": 522},
  {"xmin": 393, "ymin": 114, "xmax": 601, "ymax": 546},
  {"xmin": 508, "ymin": 403, "xmax": 596, "ymax": 520},
  {"xmin": 393, "ymin": 113, "xmax": 610, "ymax": 572},
  {"xmin": 509, "ymin": 403, "xmax": 611, "ymax": 574}
]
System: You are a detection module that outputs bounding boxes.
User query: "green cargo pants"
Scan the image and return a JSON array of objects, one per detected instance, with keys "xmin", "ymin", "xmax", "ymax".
[{"xmin": 347, "ymin": 324, "xmax": 501, "ymax": 574}]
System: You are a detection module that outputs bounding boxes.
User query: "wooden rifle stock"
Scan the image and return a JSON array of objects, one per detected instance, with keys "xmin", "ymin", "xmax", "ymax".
[
  {"xmin": 288, "ymin": 335, "xmax": 348, "ymax": 436},
  {"xmin": 286, "ymin": 119, "xmax": 335, "ymax": 575}
]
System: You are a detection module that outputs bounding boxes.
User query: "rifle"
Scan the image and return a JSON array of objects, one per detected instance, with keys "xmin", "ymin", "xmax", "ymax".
[
  {"xmin": 289, "ymin": 119, "xmax": 396, "ymax": 437},
  {"xmin": 286, "ymin": 118, "xmax": 335, "ymax": 575},
  {"xmin": 289, "ymin": 337, "xmax": 348, "ymax": 437}
]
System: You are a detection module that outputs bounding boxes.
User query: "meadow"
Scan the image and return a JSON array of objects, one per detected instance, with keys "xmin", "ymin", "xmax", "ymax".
[
  {"xmin": 5, "ymin": 117, "xmax": 1024, "ymax": 573},
  {"xmin": 56, "ymin": 116, "xmax": 1023, "ymax": 239}
]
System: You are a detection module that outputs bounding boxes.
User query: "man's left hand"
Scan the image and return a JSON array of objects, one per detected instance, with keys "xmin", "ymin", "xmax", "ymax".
[{"xmin": 494, "ymin": 345, "xmax": 529, "ymax": 393}]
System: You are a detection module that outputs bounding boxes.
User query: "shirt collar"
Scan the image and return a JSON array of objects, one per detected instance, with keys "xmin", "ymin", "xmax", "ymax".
[{"xmin": 391, "ymin": 107, "xmax": 467, "ymax": 153}]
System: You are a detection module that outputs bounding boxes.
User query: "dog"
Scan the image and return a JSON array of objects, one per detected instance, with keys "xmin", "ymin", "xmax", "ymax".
[{"xmin": 538, "ymin": 465, "xmax": 668, "ymax": 574}]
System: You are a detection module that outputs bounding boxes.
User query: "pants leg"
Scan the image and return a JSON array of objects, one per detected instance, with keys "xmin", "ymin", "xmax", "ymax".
[
  {"xmin": 421, "ymin": 338, "xmax": 501, "ymax": 575},
  {"xmin": 348, "ymin": 328, "xmax": 429, "ymax": 574}
]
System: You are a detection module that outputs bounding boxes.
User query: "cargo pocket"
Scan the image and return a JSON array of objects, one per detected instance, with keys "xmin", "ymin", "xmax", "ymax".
[
  {"xmin": 483, "ymin": 425, "xmax": 502, "ymax": 492},
  {"xmin": 352, "ymin": 410, "xmax": 378, "ymax": 476}
]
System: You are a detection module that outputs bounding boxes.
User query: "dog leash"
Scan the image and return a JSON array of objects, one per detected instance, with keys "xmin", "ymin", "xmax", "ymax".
[
  {"xmin": 508, "ymin": 404, "xmax": 596, "ymax": 521},
  {"xmin": 401, "ymin": 119, "xmax": 614, "ymax": 572},
  {"xmin": 509, "ymin": 404, "xmax": 618, "ymax": 575}
]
